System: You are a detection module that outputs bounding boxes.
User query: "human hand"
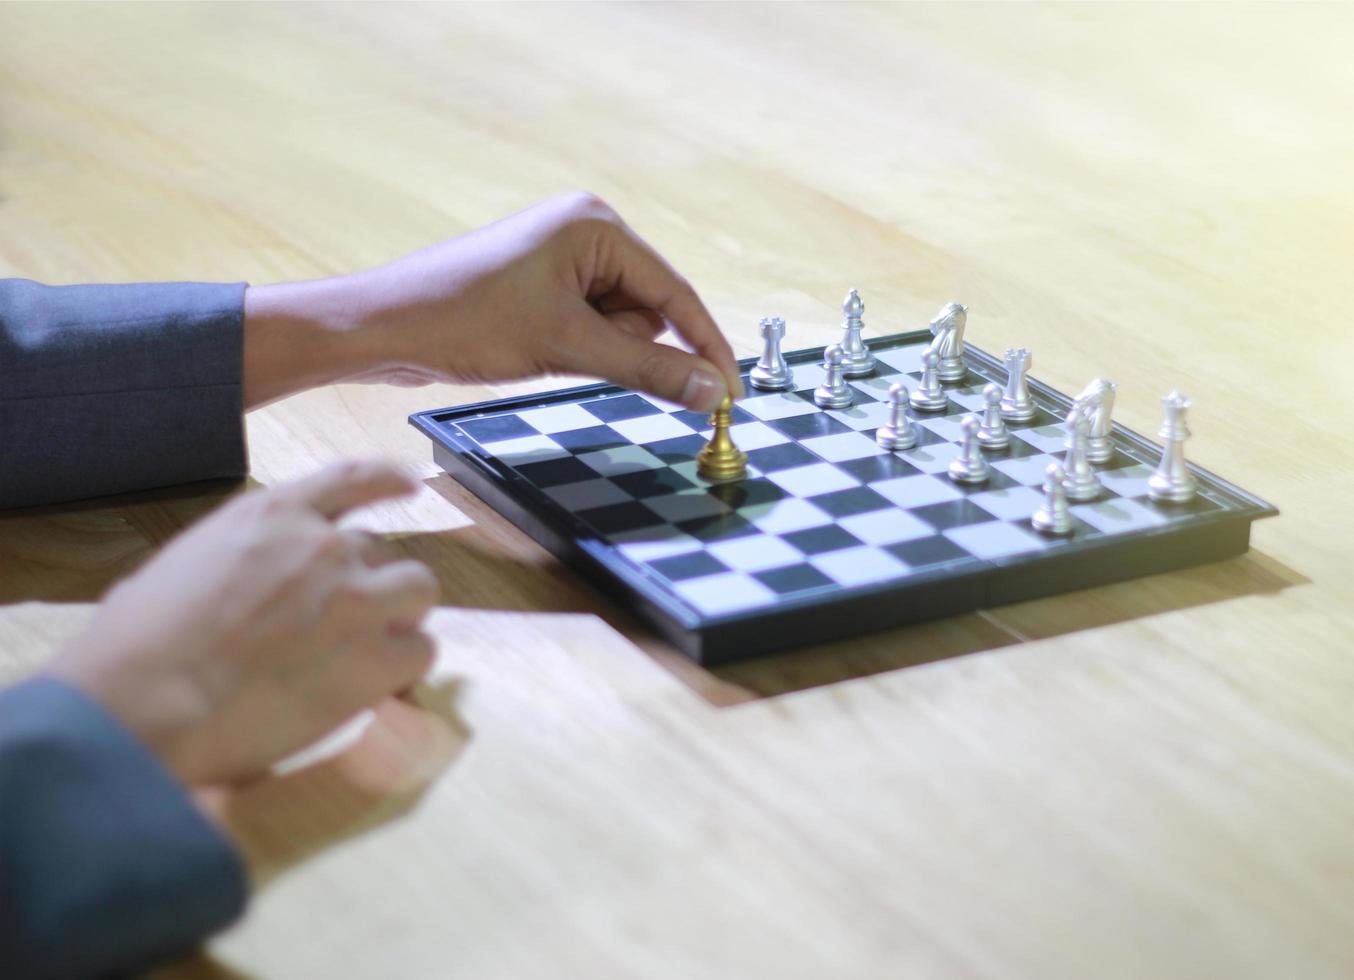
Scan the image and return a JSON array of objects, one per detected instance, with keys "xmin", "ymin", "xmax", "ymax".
[
  {"xmin": 243, "ymin": 192, "xmax": 744, "ymax": 412},
  {"xmin": 48, "ymin": 461, "xmax": 440, "ymax": 786}
]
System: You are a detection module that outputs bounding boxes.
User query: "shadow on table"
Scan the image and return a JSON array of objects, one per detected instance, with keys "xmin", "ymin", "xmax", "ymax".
[
  {"xmin": 0, "ymin": 478, "xmax": 248, "ymax": 604},
  {"xmin": 417, "ymin": 475, "xmax": 1309, "ymax": 706}
]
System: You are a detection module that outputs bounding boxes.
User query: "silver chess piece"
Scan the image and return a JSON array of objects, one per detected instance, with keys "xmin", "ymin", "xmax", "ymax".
[
  {"xmin": 999, "ymin": 347, "xmax": 1037, "ymax": 422},
  {"xmin": 1147, "ymin": 390, "xmax": 1198, "ymax": 503},
  {"xmin": 1064, "ymin": 378, "xmax": 1117, "ymax": 463},
  {"xmin": 838, "ymin": 288, "xmax": 875, "ymax": 378},
  {"xmin": 875, "ymin": 383, "xmax": 918, "ymax": 450},
  {"xmin": 1061, "ymin": 407, "xmax": 1103, "ymax": 501},
  {"xmin": 814, "ymin": 344, "xmax": 854, "ymax": 409},
  {"xmin": 749, "ymin": 316, "xmax": 793, "ymax": 391},
  {"xmin": 928, "ymin": 301, "xmax": 968, "ymax": 383},
  {"xmin": 1031, "ymin": 462, "xmax": 1074, "ymax": 536},
  {"xmin": 909, "ymin": 348, "xmax": 949, "ymax": 412},
  {"xmin": 976, "ymin": 382, "xmax": 1009, "ymax": 450},
  {"xmin": 947, "ymin": 415, "xmax": 990, "ymax": 485}
]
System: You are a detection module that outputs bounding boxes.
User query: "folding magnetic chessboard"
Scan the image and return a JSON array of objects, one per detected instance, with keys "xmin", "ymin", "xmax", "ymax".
[{"xmin": 410, "ymin": 330, "xmax": 1276, "ymax": 664}]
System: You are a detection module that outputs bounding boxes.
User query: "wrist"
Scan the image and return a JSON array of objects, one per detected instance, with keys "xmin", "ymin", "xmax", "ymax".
[{"xmin": 242, "ymin": 276, "xmax": 392, "ymax": 408}]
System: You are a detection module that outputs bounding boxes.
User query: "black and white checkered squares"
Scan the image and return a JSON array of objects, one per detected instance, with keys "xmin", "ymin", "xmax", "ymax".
[{"xmin": 447, "ymin": 338, "xmax": 1230, "ymax": 620}]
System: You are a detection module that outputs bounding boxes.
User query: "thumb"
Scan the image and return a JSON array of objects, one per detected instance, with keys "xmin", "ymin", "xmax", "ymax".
[{"xmin": 558, "ymin": 311, "xmax": 730, "ymax": 412}]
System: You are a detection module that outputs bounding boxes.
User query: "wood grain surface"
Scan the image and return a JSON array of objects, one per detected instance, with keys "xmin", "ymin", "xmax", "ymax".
[{"xmin": 3, "ymin": 3, "xmax": 1353, "ymax": 978}]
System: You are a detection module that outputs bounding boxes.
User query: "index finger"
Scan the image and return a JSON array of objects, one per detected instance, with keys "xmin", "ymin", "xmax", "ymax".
[
  {"xmin": 284, "ymin": 460, "xmax": 418, "ymax": 521},
  {"xmin": 596, "ymin": 222, "xmax": 745, "ymax": 399}
]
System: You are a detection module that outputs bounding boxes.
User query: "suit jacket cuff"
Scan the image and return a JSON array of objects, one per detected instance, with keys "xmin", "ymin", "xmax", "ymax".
[
  {"xmin": 0, "ymin": 676, "xmax": 248, "ymax": 978},
  {"xmin": 0, "ymin": 279, "xmax": 249, "ymax": 508}
]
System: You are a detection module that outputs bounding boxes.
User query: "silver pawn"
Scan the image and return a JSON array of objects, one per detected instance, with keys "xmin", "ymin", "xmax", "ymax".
[
  {"xmin": 1064, "ymin": 378, "xmax": 1117, "ymax": 463},
  {"xmin": 1147, "ymin": 390, "xmax": 1198, "ymax": 503},
  {"xmin": 838, "ymin": 288, "xmax": 875, "ymax": 377},
  {"xmin": 999, "ymin": 347, "xmax": 1037, "ymax": 422},
  {"xmin": 909, "ymin": 347, "xmax": 949, "ymax": 412},
  {"xmin": 1031, "ymin": 462, "xmax": 1074, "ymax": 536},
  {"xmin": 947, "ymin": 415, "xmax": 990, "ymax": 485},
  {"xmin": 875, "ymin": 383, "xmax": 918, "ymax": 450},
  {"xmin": 976, "ymin": 382, "xmax": 1009, "ymax": 450},
  {"xmin": 1061, "ymin": 407, "xmax": 1102, "ymax": 501},
  {"xmin": 928, "ymin": 301, "xmax": 968, "ymax": 383},
  {"xmin": 814, "ymin": 344, "xmax": 854, "ymax": 409},
  {"xmin": 749, "ymin": 316, "xmax": 793, "ymax": 391}
]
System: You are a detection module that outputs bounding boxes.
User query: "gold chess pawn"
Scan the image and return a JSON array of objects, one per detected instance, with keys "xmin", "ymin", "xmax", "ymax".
[{"xmin": 696, "ymin": 394, "xmax": 747, "ymax": 482}]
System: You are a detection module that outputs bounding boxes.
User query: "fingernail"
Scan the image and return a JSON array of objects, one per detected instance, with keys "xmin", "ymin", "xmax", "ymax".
[{"xmin": 681, "ymin": 368, "xmax": 725, "ymax": 413}]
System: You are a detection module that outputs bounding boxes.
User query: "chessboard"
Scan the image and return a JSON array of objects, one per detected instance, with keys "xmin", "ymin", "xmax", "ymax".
[{"xmin": 410, "ymin": 330, "xmax": 1276, "ymax": 664}]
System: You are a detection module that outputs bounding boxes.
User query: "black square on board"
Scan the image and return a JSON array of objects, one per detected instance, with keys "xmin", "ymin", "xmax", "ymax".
[
  {"xmin": 612, "ymin": 468, "xmax": 698, "ymax": 499},
  {"xmin": 581, "ymin": 394, "xmax": 663, "ymax": 423},
  {"xmin": 911, "ymin": 499, "xmax": 994, "ymax": 532},
  {"xmin": 839, "ymin": 454, "xmax": 922, "ymax": 484},
  {"xmin": 458, "ymin": 414, "xmax": 538, "ymax": 444},
  {"xmin": 1005, "ymin": 406, "xmax": 1061, "ymax": 429},
  {"xmin": 809, "ymin": 485, "xmax": 895, "ymax": 518},
  {"xmin": 649, "ymin": 551, "xmax": 729, "ymax": 581},
  {"xmin": 765, "ymin": 413, "xmax": 853, "ymax": 440},
  {"xmin": 783, "ymin": 524, "xmax": 863, "ymax": 556},
  {"xmin": 553, "ymin": 425, "xmax": 629, "ymax": 454},
  {"xmin": 745, "ymin": 443, "xmax": 819, "ymax": 473},
  {"xmin": 643, "ymin": 434, "xmax": 708, "ymax": 464},
  {"xmin": 754, "ymin": 563, "xmax": 835, "ymax": 595},
  {"xmin": 1143, "ymin": 493, "xmax": 1225, "ymax": 517},
  {"xmin": 675, "ymin": 512, "xmax": 759, "ymax": 543},
  {"xmin": 886, "ymin": 535, "xmax": 973, "ymax": 567},
  {"xmin": 709, "ymin": 478, "xmax": 787, "ymax": 511},
  {"xmin": 949, "ymin": 468, "xmax": 1021, "ymax": 495},
  {"xmin": 576, "ymin": 501, "xmax": 664, "ymax": 534},
  {"xmin": 672, "ymin": 406, "xmax": 753, "ymax": 432},
  {"xmin": 514, "ymin": 456, "xmax": 600, "ymax": 488},
  {"xmin": 1003, "ymin": 439, "xmax": 1047, "ymax": 460}
]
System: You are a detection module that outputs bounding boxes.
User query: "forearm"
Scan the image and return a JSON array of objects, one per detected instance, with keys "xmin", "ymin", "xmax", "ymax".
[{"xmin": 243, "ymin": 275, "xmax": 388, "ymax": 408}]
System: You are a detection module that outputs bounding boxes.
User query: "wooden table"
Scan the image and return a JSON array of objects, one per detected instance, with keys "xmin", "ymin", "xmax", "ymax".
[{"xmin": 4, "ymin": 4, "xmax": 1353, "ymax": 977}]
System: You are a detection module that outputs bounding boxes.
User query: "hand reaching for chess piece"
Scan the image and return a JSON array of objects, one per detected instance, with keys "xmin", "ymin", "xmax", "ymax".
[{"xmin": 242, "ymin": 191, "xmax": 744, "ymax": 413}]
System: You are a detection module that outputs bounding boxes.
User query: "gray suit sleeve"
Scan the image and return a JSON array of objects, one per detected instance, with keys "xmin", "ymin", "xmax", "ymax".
[
  {"xmin": 0, "ymin": 279, "xmax": 249, "ymax": 509},
  {"xmin": 0, "ymin": 676, "xmax": 248, "ymax": 979}
]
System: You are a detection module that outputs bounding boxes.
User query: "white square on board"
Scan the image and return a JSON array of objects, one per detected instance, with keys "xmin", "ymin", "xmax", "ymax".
[
  {"xmin": 708, "ymin": 535, "xmax": 803, "ymax": 573},
  {"xmin": 612, "ymin": 526, "xmax": 704, "ymax": 563},
  {"xmin": 1070, "ymin": 498, "xmax": 1171, "ymax": 534},
  {"xmin": 518, "ymin": 403, "xmax": 605, "ymax": 434},
  {"xmin": 874, "ymin": 344, "xmax": 928, "ymax": 374},
  {"xmin": 968, "ymin": 486, "xmax": 1046, "ymax": 521},
  {"xmin": 481, "ymin": 435, "xmax": 569, "ymax": 466},
  {"xmin": 1013, "ymin": 424, "xmax": 1069, "ymax": 454},
  {"xmin": 701, "ymin": 421, "xmax": 791, "ymax": 452},
  {"xmin": 801, "ymin": 431, "xmax": 885, "ymax": 463},
  {"xmin": 764, "ymin": 462, "xmax": 861, "ymax": 498},
  {"xmin": 944, "ymin": 521, "xmax": 1049, "ymax": 559},
  {"xmin": 740, "ymin": 392, "xmax": 820, "ymax": 422},
  {"xmin": 872, "ymin": 473, "xmax": 963, "ymax": 509},
  {"xmin": 839, "ymin": 509, "xmax": 935, "ymax": 546},
  {"xmin": 610, "ymin": 413, "xmax": 699, "ymax": 445},
  {"xmin": 811, "ymin": 546, "xmax": 910, "ymax": 587},
  {"xmin": 544, "ymin": 479, "xmax": 633, "ymax": 511},
  {"xmin": 740, "ymin": 497, "xmax": 834, "ymax": 534},
  {"xmin": 1099, "ymin": 464, "xmax": 1155, "ymax": 499},
  {"xmin": 825, "ymin": 400, "xmax": 894, "ymax": 431},
  {"xmin": 897, "ymin": 440, "xmax": 963, "ymax": 474},
  {"xmin": 643, "ymin": 489, "xmax": 732, "ymax": 523},
  {"xmin": 992, "ymin": 453, "xmax": 1062, "ymax": 486},
  {"xmin": 674, "ymin": 572, "xmax": 777, "ymax": 615},
  {"xmin": 576, "ymin": 444, "xmax": 666, "ymax": 478}
]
